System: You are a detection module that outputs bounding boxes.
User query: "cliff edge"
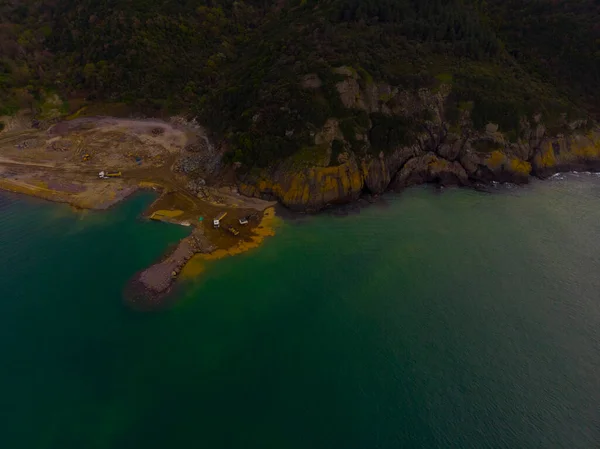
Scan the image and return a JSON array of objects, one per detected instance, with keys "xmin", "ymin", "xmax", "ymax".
[{"xmin": 236, "ymin": 70, "xmax": 599, "ymax": 211}]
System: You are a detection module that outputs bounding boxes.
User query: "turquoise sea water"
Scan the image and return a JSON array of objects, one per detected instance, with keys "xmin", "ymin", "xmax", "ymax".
[{"xmin": 1, "ymin": 177, "xmax": 600, "ymax": 448}]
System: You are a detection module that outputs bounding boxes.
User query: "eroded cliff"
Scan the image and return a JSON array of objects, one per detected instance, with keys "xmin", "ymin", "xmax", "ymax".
[{"xmin": 237, "ymin": 68, "xmax": 600, "ymax": 211}]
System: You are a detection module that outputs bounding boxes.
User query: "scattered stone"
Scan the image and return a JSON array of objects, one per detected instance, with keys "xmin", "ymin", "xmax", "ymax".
[
  {"xmin": 175, "ymin": 135, "xmax": 221, "ymax": 176},
  {"xmin": 15, "ymin": 138, "xmax": 39, "ymax": 150},
  {"xmin": 47, "ymin": 139, "xmax": 72, "ymax": 152},
  {"xmin": 184, "ymin": 141, "xmax": 206, "ymax": 152},
  {"xmin": 186, "ymin": 178, "xmax": 206, "ymax": 194},
  {"xmin": 176, "ymin": 154, "xmax": 203, "ymax": 174}
]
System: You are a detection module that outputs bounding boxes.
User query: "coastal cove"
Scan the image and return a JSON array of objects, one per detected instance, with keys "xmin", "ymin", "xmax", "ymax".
[{"xmin": 2, "ymin": 176, "xmax": 600, "ymax": 448}]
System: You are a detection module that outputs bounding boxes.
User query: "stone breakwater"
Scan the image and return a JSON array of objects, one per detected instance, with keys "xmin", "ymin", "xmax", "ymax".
[
  {"xmin": 124, "ymin": 227, "xmax": 216, "ymax": 309},
  {"xmin": 124, "ymin": 206, "xmax": 280, "ymax": 309}
]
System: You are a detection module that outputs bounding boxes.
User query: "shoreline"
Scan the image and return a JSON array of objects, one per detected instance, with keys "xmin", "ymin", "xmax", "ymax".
[
  {"xmin": 1, "ymin": 114, "xmax": 598, "ymax": 308},
  {"xmin": 0, "ymin": 176, "xmax": 140, "ymax": 210},
  {"xmin": 0, "ymin": 115, "xmax": 279, "ymax": 307},
  {"xmin": 0, "ymin": 180, "xmax": 280, "ymax": 308},
  {"xmin": 2, "ymin": 167, "xmax": 599, "ymax": 309}
]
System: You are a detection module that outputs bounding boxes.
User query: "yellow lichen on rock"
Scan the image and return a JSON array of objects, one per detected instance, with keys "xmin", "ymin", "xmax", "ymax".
[
  {"xmin": 533, "ymin": 132, "xmax": 600, "ymax": 172},
  {"xmin": 241, "ymin": 160, "xmax": 363, "ymax": 210},
  {"xmin": 487, "ymin": 150, "xmax": 507, "ymax": 169},
  {"xmin": 571, "ymin": 132, "xmax": 600, "ymax": 158},
  {"xmin": 508, "ymin": 158, "xmax": 532, "ymax": 175},
  {"xmin": 535, "ymin": 141, "xmax": 558, "ymax": 168},
  {"xmin": 429, "ymin": 157, "xmax": 449, "ymax": 171}
]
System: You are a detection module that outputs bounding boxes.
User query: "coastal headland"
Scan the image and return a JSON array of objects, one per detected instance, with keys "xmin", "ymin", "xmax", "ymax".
[
  {"xmin": 2, "ymin": 101, "xmax": 600, "ymax": 307},
  {"xmin": 0, "ymin": 114, "xmax": 277, "ymax": 307}
]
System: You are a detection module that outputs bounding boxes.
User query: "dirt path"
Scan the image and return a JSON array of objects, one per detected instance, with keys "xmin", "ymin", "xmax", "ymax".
[{"xmin": 0, "ymin": 156, "xmax": 58, "ymax": 168}]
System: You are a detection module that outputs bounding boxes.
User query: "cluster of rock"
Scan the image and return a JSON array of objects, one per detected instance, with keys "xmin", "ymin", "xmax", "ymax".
[
  {"xmin": 238, "ymin": 68, "xmax": 600, "ymax": 212},
  {"xmin": 47, "ymin": 139, "xmax": 72, "ymax": 152},
  {"xmin": 15, "ymin": 138, "xmax": 40, "ymax": 150},
  {"xmin": 124, "ymin": 227, "xmax": 216, "ymax": 308},
  {"xmin": 175, "ymin": 136, "xmax": 222, "ymax": 180},
  {"xmin": 186, "ymin": 178, "xmax": 207, "ymax": 195}
]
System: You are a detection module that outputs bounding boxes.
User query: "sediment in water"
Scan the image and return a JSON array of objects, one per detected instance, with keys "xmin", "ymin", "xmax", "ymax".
[{"xmin": 125, "ymin": 207, "xmax": 279, "ymax": 308}]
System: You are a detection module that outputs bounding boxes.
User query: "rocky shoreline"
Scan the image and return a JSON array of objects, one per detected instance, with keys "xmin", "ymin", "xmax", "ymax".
[
  {"xmin": 124, "ymin": 226, "xmax": 216, "ymax": 309},
  {"xmin": 2, "ymin": 81, "xmax": 599, "ymax": 307},
  {"xmin": 123, "ymin": 205, "xmax": 279, "ymax": 308},
  {"xmin": 238, "ymin": 142, "xmax": 600, "ymax": 213},
  {"xmin": 234, "ymin": 71, "xmax": 600, "ymax": 213}
]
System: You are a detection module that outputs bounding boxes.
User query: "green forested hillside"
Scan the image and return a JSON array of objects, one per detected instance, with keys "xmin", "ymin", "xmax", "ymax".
[{"xmin": 1, "ymin": 0, "xmax": 599, "ymax": 166}]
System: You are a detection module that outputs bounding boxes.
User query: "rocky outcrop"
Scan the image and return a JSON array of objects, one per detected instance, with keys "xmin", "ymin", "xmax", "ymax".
[
  {"xmin": 236, "ymin": 68, "xmax": 600, "ymax": 212},
  {"xmin": 363, "ymin": 156, "xmax": 390, "ymax": 193},
  {"xmin": 392, "ymin": 153, "xmax": 469, "ymax": 188},
  {"xmin": 458, "ymin": 149, "xmax": 532, "ymax": 184},
  {"xmin": 363, "ymin": 145, "xmax": 422, "ymax": 194},
  {"xmin": 124, "ymin": 227, "xmax": 215, "ymax": 309},
  {"xmin": 532, "ymin": 131, "xmax": 600, "ymax": 177},
  {"xmin": 239, "ymin": 126, "xmax": 600, "ymax": 212},
  {"xmin": 239, "ymin": 157, "xmax": 364, "ymax": 211}
]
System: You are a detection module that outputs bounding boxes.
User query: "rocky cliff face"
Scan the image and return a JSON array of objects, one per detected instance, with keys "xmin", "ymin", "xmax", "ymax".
[
  {"xmin": 236, "ymin": 68, "xmax": 600, "ymax": 211},
  {"xmin": 532, "ymin": 132, "xmax": 600, "ymax": 177},
  {"xmin": 239, "ymin": 158, "xmax": 364, "ymax": 212}
]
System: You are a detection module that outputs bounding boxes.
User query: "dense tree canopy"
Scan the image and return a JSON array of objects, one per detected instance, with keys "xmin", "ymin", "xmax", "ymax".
[{"xmin": 1, "ymin": 0, "xmax": 598, "ymax": 166}]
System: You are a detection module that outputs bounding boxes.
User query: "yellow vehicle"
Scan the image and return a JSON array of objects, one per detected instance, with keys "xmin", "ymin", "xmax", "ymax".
[{"xmin": 225, "ymin": 226, "xmax": 240, "ymax": 236}]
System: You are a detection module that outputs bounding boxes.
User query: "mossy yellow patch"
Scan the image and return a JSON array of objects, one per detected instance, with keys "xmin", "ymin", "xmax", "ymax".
[
  {"xmin": 151, "ymin": 209, "xmax": 184, "ymax": 219},
  {"xmin": 139, "ymin": 181, "xmax": 163, "ymax": 189},
  {"xmin": 243, "ymin": 161, "xmax": 362, "ymax": 207},
  {"xmin": 571, "ymin": 133, "xmax": 600, "ymax": 158},
  {"xmin": 535, "ymin": 141, "xmax": 557, "ymax": 168},
  {"xmin": 66, "ymin": 106, "xmax": 87, "ymax": 121},
  {"xmin": 0, "ymin": 178, "xmax": 62, "ymax": 196},
  {"xmin": 290, "ymin": 144, "xmax": 330, "ymax": 167},
  {"xmin": 487, "ymin": 150, "xmax": 506, "ymax": 169},
  {"xmin": 429, "ymin": 157, "xmax": 449, "ymax": 171},
  {"xmin": 508, "ymin": 158, "xmax": 532, "ymax": 175},
  {"xmin": 180, "ymin": 207, "xmax": 281, "ymax": 279},
  {"xmin": 179, "ymin": 256, "xmax": 206, "ymax": 278}
]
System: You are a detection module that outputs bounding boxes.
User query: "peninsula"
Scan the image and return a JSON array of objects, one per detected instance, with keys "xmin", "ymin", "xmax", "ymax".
[
  {"xmin": 1, "ymin": 0, "xmax": 600, "ymax": 304},
  {"xmin": 0, "ymin": 113, "xmax": 277, "ymax": 306}
]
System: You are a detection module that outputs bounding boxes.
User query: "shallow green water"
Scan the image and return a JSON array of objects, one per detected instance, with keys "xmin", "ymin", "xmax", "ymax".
[{"xmin": 1, "ymin": 177, "xmax": 600, "ymax": 448}]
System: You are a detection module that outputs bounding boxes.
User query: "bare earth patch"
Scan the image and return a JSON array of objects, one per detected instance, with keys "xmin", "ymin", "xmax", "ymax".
[{"xmin": 0, "ymin": 115, "xmax": 279, "ymax": 308}]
